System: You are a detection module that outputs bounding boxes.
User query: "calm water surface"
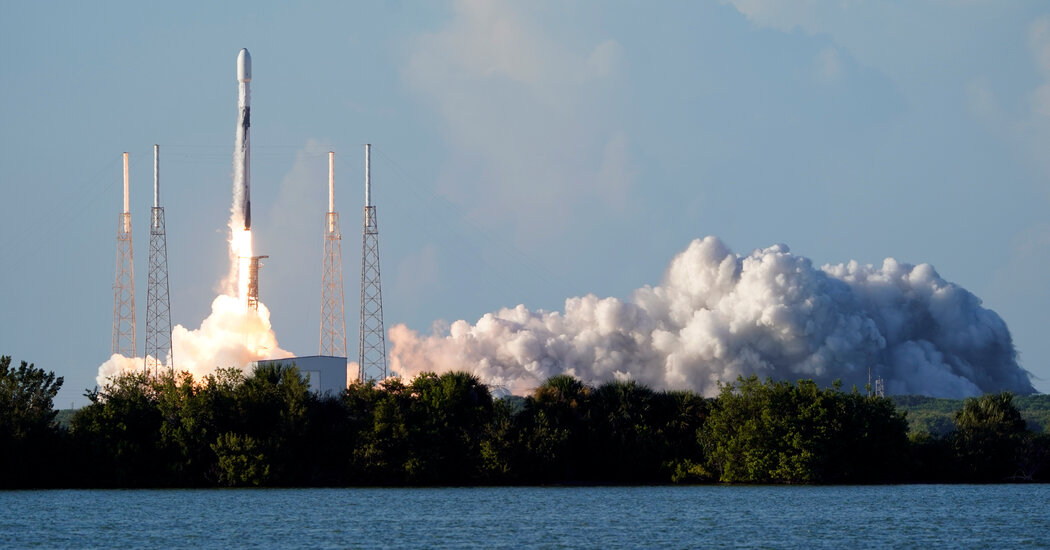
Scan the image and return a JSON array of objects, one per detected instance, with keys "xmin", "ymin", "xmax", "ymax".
[{"xmin": 2, "ymin": 485, "xmax": 1048, "ymax": 548}]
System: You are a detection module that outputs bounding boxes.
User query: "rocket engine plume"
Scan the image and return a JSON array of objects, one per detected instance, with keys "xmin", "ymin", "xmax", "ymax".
[{"xmin": 389, "ymin": 236, "xmax": 1036, "ymax": 399}]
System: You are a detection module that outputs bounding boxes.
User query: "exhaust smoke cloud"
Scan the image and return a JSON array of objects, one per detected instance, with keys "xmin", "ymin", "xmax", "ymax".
[{"xmin": 390, "ymin": 236, "xmax": 1035, "ymax": 398}]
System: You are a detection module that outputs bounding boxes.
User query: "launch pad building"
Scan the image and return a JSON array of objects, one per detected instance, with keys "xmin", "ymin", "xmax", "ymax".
[{"xmin": 252, "ymin": 355, "xmax": 347, "ymax": 396}]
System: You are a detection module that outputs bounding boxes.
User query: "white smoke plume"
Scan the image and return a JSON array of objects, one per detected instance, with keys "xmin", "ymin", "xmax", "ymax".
[
  {"xmin": 96, "ymin": 297, "xmax": 291, "ymax": 387},
  {"xmin": 389, "ymin": 236, "xmax": 1035, "ymax": 398}
]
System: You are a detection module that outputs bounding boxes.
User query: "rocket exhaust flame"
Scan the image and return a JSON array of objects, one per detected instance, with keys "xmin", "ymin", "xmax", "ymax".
[{"xmin": 97, "ymin": 48, "xmax": 290, "ymax": 387}]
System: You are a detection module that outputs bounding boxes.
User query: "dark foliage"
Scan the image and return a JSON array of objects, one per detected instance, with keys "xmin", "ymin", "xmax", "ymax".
[
  {"xmin": 699, "ymin": 376, "xmax": 909, "ymax": 483},
  {"xmin": 3, "ymin": 356, "xmax": 1048, "ymax": 487},
  {"xmin": 0, "ymin": 356, "xmax": 65, "ymax": 488}
]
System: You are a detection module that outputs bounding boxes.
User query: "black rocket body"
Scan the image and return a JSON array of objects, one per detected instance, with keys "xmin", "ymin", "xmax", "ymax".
[{"xmin": 242, "ymin": 104, "xmax": 250, "ymax": 230}]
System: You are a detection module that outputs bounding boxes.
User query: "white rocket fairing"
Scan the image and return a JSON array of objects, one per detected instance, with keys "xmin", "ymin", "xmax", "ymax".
[{"xmin": 236, "ymin": 48, "xmax": 252, "ymax": 230}]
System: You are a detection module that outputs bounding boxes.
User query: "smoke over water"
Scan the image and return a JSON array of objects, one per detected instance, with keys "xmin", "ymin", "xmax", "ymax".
[
  {"xmin": 96, "ymin": 91, "xmax": 290, "ymax": 386},
  {"xmin": 390, "ymin": 237, "xmax": 1035, "ymax": 398}
]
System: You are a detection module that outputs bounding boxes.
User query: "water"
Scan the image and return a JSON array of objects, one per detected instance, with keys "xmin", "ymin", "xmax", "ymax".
[{"xmin": 2, "ymin": 485, "xmax": 1048, "ymax": 548}]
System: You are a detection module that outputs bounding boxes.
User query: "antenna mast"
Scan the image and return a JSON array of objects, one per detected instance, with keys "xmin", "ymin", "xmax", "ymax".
[
  {"xmin": 145, "ymin": 144, "xmax": 173, "ymax": 375},
  {"xmin": 358, "ymin": 144, "xmax": 387, "ymax": 381},
  {"xmin": 112, "ymin": 152, "xmax": 137, "ymax": 357},
  {"xmin": 320, "ymin": 151, "xmax": 347, "ymax": 357}
]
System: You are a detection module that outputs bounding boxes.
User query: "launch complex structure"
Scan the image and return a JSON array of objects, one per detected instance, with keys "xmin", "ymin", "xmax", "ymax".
[
  {"xmin": 318, "ymin": 144, "xmax": 389, "ymax": 382},
  {"xmin": 357, "ymin": 144, "xmax": 388, "ymax": 382},
  {"xmin": 111, "ymin": 48, "xmax": 388, "ymax": 385},
  {"xmin": 112, "ymin": 153, "xmax": 136, "ymax": 359},
  {"xmin": 144, "ymin": 145, "xmax": 173, "ymax": 375},
  {"xmin": 113, "ymin": 145, "xmax": 175, "ymax": 376},
  {"xmin": 321, "ymin": 153, "xmax": 346, "ymax": 358}
]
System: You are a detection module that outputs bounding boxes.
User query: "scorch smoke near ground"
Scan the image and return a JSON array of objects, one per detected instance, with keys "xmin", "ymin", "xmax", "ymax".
[{"xmin": 389, "ymin": 236, "xmax": 1035, "ymax": 399}]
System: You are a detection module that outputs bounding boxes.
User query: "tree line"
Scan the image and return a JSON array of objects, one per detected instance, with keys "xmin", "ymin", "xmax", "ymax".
[
  {"xmin": 2, "ymin": 355, "xmax": 1048, "ymax": 488},
  {"xmin": 893, "ymin": 394, "xmax": 1050, "ymax": 436}
]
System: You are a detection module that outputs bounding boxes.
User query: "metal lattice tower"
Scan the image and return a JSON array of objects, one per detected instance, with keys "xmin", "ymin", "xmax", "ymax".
[
  {"xmin": 246, "ymin": 255, "xmax": 268, "ymax": 311},
  {"xmin": 358, "ymin": 144, "xmax": 387, "ymax": 382},
  {"xmin": 112, "ymin": 152, "xmax": 137, "ymax": 357},
  {"xmin": 867, "ymin": 367, "xmax": 887, "ymax": 398},
  {"xmin": 320, "ymin": 151, "xmax": 347, "ymax": 357},
  {"xmin": 145, "ymin": 145, "xmax": 173, "ymax": 375}
]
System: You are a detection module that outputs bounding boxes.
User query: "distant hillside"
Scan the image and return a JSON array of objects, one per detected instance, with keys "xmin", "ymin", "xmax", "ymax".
[
  {"xmin": 53, "ymin": 409, "xmax": 76, "ymax": 430},
  {"xmin": 892, "ymin": 394, "xmax": 1050, "ymax": 436}
]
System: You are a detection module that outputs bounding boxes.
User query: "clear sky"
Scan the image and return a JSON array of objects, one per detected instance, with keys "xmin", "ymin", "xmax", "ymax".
[{"xmin": 1, "ymin": 0, "xmax": 1048, "ymax": 407}]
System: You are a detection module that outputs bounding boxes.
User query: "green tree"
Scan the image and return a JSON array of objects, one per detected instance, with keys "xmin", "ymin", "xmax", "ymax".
[
  {"xmin": 155, "ymin": 368, "xmax": 242, "ymax": 485},
  {"xmin": 0, "ymin": 356, "xmax": 63, "ymax": 439},
  {"xmin": 404, "ymin": 371, "xmax": 494, "ymax": 483},
  {"xmin": 1013, "ymin": 432, "xmax": 1050, "ymax": 481},
  {"xmin": 951, "ymin": 392, "xmax": 1027, "ymax": 481},
  {"xmin": 701, "ymin": 376, "xmax": 803, "ymax": 483},
  {"xmin": 230, "ymin": 362, "xmax": 313, "ymax": 485},
  {"xmin": 653, "ymin": 390, "xmax": 710, "ymax": 483},
  {"xmin": 349, "ymin": 377, "xmax": 413, "ymax": 484},
  {"xmin": 822, "ymin": 388, "xmax": 910, "ymax": 482},
  {"xmin": 299, "ymin": 390, "xmax": 358, "ymax": 485},
  {"xmin": 0, "ymin": 356, "xmax": 65, "ymax": 488},
  {"xmin": 346, "ymin": 372, "xmax": 495, "ymax": 484},
  {"xmin": 514, "ymin": 374, "xmax": 592, "ymax": 482},
  {"xmin": 588, "ymin": 380, "xmax": 663, "ymax": 482},
  {"xmin": 479, "ymin": 397, "xmax": 520, "ymax": 481},
  {"xmin": 70, "ymin": 372, "xmax": 168, "ymax": 486},
  {"xmin": 212, "ymin": 432, "xmax": 271, "ymax": 486},
  {"xmin": 700, "ymin": 376, "xmax": 908, "ymax": 483}
]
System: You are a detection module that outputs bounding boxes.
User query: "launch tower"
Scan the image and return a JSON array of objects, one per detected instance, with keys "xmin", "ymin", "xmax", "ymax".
[
  {"xmin": 112, "ymin": 153, "xmax": 137, "ymax": 357},
  {"xmin": 145, "ymin": 145, "xmax": 173, "ymax": 375},
  {"xmin": 320, "ymin": 151, "xmax": 347, "ymax": 357},
  {"xmin": 246, "ymin": 255, "xmax": 268, "ymax": 311},
  {"xmin": 357, "ymin": 144, "xmax": 387, "ymax": 381}
]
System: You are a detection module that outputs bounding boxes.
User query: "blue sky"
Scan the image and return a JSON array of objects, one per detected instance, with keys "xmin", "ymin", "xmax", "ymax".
[{"xmin": 1, "ymin": 1, "xmax": 1048, "ymax": 406}]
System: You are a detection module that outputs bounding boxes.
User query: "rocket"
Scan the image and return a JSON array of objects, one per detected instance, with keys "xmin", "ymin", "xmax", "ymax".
[{"xmin": 236, "ymin": 48, "xmax": 252, "ymax": 230}]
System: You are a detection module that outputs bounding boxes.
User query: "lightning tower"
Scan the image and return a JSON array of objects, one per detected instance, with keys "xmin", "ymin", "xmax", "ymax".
[
  {"xmin": 358, "ymin": 144, "xmax": 387, "ymax": 381},
  {"xmin": 112, "ymin": 152, "xmax": 137, "ymax": 357},
  {"xmin": 145, "ymin": 144, "xmax": 173, "ymax": 375},
  {"xmin": 320, "ymin": 151, "xmax": 346, "ymax": 357}
]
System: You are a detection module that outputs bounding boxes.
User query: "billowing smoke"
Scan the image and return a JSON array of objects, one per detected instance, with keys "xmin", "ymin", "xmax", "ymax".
[
  {"xmin": 389, "ymin": 236, "xmax": 1035, "ymax": 398},
  {"xmin": 96, "ymin": 296, "xmax": 290, "ymax": 386}
]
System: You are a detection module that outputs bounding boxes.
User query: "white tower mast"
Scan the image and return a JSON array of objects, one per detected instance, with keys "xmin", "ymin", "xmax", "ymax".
[
  {"xmin": 320, "ymin": 151, "xmax": 347, "ymax": 357},
  {"xmin": 112, "ymin": 152, "xmax": 136, "ymax": 357}
]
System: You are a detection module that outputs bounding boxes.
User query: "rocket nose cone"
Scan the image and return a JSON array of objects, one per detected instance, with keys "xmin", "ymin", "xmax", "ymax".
[{"xmin": 237, "ymin": 48, "xmax": 252, "ymax": 82}]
